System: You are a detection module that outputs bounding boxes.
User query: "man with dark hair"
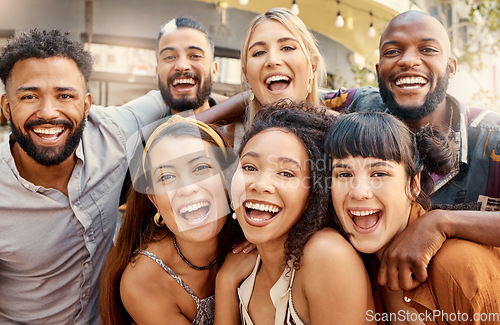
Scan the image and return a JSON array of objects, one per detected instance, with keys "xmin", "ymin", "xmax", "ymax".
[
  {"xmin": 154, "ymin": 17, "xmax": 219, "ymax": 115},
  {"xmin": 117, "ymin": 16, "xmax": 246, "ymax": 203},
  {"xmin": 323, "ymin": 10, "xmax": 500, "ymax": 296},
  {"xmin": 0, "ymin": 29, "xmax": 170, "ymax": 324}
]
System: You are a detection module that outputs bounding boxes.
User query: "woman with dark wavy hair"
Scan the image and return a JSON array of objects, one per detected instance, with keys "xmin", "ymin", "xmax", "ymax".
[
  {"xmin": 230, "ymin": 99, "xmax": 375, "ymax": 324},
  {"xmin": 326, "ymin": 112, "xmax": 500, "ymax": 322}
]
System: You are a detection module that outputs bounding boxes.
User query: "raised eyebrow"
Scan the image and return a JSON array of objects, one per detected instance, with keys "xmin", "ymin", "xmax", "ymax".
[
  {"xmin": 55, "ymin": 87, "xmax": 78, "ymax": 92},
  {"xmin": 188, "ymin": 154, "xmax": 210, "ymax": 165},
  {"xmin": 187, "ymin": 45, "xmax": 205, "ymax": 53},
  {"xmin": 159, "ymin": 45, "xmax": 205, "ymax": 56},
  {"xmin": 369, "ymin": 161, "xmax": 395, "ymax": 168},
  {"xmin": 279, "ymin": 157, "xmax": 303, "ymax": 171},
  {"xmin": 153, "ymin": 155, "xmax": 209, "ymax": 174},
  {"xmin": 380, "ymin": 40, "xmax": 400, "ymax": 49},
  {"xmin": 248, "ymin": 41, "xmax": 265, "ymax": 52},
  {"xmin": 153, "ymin": 164, "xmax": 174, "ymax": 175},
  {"xmin": 15, "ymin": 86, "xmax": 39, "ymax": 94},
  {"xmin": 332, "ymin": 162, "xmax": 350, "ymax": 169},
  {"xmin": 381, "ymin": 38, "xmax": 440, "ymax": 48},
  {"xmin": 277, "ymin": 37, "xmax": 298, "ymax": 44},
  {"xmin": 241, "ymin": 151, "xmax": 259, "ymax": 159},
  {"xmin": 15, "ymin": 86, "xmax": 78, "ymax": 94}
]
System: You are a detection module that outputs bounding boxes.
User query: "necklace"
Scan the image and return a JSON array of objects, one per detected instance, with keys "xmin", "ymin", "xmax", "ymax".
[{"xmin": 172, "ymin": 235, "xmax": 217, "ymax": 271}]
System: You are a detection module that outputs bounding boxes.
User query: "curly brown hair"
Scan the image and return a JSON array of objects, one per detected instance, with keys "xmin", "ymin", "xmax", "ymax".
[{"xmin": 238, "ymin": 99, "xmax": 340, "ymax": 270}]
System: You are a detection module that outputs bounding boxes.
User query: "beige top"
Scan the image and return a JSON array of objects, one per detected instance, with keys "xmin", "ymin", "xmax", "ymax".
[{"xmin": 238, "ymin": 255, "xmax": 306, "ymax": 325}]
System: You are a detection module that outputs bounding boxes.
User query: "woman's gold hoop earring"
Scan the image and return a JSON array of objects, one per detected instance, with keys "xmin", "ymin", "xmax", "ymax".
[
  {"xmin": 154, "ymin": 211, "xmax": 165, "ymax": 227},
  {"xmin": 307, "ymin": 75, "xmax": 314, "ymax": 94}
]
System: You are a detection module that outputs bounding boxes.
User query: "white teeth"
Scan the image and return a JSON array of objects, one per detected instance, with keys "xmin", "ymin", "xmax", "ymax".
[
  {"xmin": 265, "ymin": 75, "xmax": 290, "ymax": 85},
  {"xmin": 179, "ymin": 201, "xmax": 209, "ymax": 214},
  {"xmin": 395, "ymin": 76, "xmax": 427, "ymax": 86},
  {"xmin": 350, "ymin": 210, "xmax": 379, "ymax": 216},
  {"xmin": 244, "ymin": 202, "xmax": 280, "ymax": 213},
  {"xmin": 173, "ymin": 78, "xmax": 195, "ymax": 86},
  {"xmin": 33, "ymin": 127, "xmax": 64, "ymax": 135}
]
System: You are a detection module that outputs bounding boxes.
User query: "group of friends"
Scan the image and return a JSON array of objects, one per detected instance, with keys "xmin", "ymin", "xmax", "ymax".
[{"xmin": 0, "ymin": 6, "xmax": 499, "ymax": 325}]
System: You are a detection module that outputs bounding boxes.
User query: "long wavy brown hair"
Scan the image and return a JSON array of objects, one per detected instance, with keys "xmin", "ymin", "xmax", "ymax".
[{"xmin": 99, "ymin": 121, "xmax": 243, "ymax": 325}]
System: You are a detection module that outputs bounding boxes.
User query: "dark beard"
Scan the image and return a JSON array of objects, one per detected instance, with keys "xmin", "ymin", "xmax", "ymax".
[
  {"xmin": 159, "ymin": 73, "xmax": 212, "ymax": 113},
  {"xmin": 378, "ymin": 68, "xmax": 449, "ymax": 121},
  {"xmin": 11, "ymin": 117, "xmax": 86, "ymax": 167}
]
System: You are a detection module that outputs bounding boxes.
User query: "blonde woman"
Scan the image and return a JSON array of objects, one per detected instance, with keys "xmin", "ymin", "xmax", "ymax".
[{"xmin": 240, "ymin": 7, "xmax": 327, "ymax": 127}]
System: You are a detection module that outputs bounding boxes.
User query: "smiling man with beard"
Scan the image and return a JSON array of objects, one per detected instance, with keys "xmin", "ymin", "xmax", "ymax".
[
  {"xmin": 0, "ymin": 29, "xmax": 171, "ymax": 324},
  {"xmin": 155, "ymin": 17, "xmax": 218, "ymax": 115},
  {"xmin": 322, "ymin": 10, "xmax": 500, "ymax": 297}
]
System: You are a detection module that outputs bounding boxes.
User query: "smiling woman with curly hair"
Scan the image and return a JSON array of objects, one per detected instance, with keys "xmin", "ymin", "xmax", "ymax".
[{"xmin": 228, "ymin": 99, "xmax": 375, "ymax": 325}]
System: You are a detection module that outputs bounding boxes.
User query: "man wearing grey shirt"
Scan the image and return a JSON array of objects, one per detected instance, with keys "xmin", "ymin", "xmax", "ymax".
[{"xmin": 0, "ymin": 29, "xmax": 170, "ymax": 324}]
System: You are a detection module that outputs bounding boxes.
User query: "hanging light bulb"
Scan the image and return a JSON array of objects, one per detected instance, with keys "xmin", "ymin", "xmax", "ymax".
[
  {"xmin": 335, "ymin": 0, "xmax": 344, "ymax": 28},
  {"xmin": 291, "ymin": 0, "xmax": 299, "ymax": 15},
  {"xmin": 368, "ymin": 12, "xmax": 376, "ymax": 38},
  {"xmin": 239, "ymin": 0, "xmax": 248, "ymax": 5},
  {"xmin": 368, "ymin": 23, "xmax": 376, "ymax": 38},
  {"xmin": 335, "ymin": 11, "xmax": 344, "ymax": 28}
]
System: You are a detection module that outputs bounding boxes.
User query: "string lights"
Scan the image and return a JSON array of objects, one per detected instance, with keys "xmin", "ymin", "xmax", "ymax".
[
  {"xmin": 335, "ymin": 0, "xmax": 344, "ymax": 28},
  {"xmin": 334, "ymin": 1, "xmax": 380, "ymax": 38},
  {"xmin": 291, "ymin": 0, "xmax": 299, "ymax": 15},
  {"xmin": 237, "ymin": 0, "xmax": 379, "ymax": 38},
  {"xmin": 368, "ymin": 11, "xmax": 376, "ymax": 37}
]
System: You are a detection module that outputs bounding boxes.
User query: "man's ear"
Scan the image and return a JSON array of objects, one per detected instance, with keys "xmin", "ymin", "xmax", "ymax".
[
  {"xmin": 1, "ymin": 94, "xmax": 11, "ymax": 121},
  {"xmin": 83, "ymin": 93, "xmax": 92, "ymax": 118},
  {"xmin": 375, "ymin": 63, "xmax": 380, "ymax": 75},
  {"xmin": 447, "ymin": 57, "xmax": 457, "ymax": 79},
  {"xmin": 211, "ymin": 61, "xmax": 218, "ymax": 82}
]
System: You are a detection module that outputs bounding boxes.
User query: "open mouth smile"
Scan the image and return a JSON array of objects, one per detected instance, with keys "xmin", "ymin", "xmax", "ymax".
[
  {"xmin": 394, "ymin": 76, "xmax": 428, "ymax": 90},
  {"xmin": 348, "ymin": 209, "xmax": 381, "ymax": 233},
  {"xmin": 177, "ymin": 201, "xmax": 211, "ymax": 225},
  {"xmin": 171, "ymin": 77, "xmax": 198, "ymax": 92},
  {"xmin": 244, "ymin": 201, "xmax": 282, "ymax": 226},
  {"xmin": 265, "ymin": 74, "xmax": 291, "ymax": 92},
  {"xmin": 31, "ymin": 126, "xmax": 66, "ymax": 142}
]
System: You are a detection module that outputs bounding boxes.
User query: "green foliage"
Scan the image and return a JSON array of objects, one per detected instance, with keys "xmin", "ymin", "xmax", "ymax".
[{"xmin": 433, "ymin": 0, "xmax": 499, "ymax": 71}]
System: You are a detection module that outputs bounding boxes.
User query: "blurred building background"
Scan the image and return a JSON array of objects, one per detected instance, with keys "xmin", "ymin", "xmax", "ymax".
[{"xmin": 0, "ymin": 0, "xmax": 498, "ymax": 124}]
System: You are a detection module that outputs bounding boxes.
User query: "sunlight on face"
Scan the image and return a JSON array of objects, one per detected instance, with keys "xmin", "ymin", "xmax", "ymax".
[
  {"xmin": 330, "ymin": 156, "xmax": 414, "ymax": 256},
  {"xmin": 147, "ymin": 135, "xmax": 229, "ymax": 241},
  {"xmin": 231, "ymin": 129, "xmax": 310, "ymax": 246},
  {"xmin": 245, "ymin": 20, "xmax": 312, "ymax": 105}
]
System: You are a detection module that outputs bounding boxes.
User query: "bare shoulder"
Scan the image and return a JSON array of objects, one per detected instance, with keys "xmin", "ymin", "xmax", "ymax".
[
  {"xmin": 120, "ymin": 253, "xmax": 169, "ymax": 302},
  {"xmin": 302, "ymin": 228, "xmax": 361, "ymax": 265},
  {"xmin": 294, "ymin": 229, "xmax": 374, "ymax": 325},
  {"xmin": 119, "ymin": 252, "xmax": 192, "ymax": 323}
]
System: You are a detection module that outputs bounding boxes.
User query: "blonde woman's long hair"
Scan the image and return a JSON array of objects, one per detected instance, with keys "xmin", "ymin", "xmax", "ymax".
[{"xmin": 240, "ymin": 7, "xmax": 326, "ymax": 127}]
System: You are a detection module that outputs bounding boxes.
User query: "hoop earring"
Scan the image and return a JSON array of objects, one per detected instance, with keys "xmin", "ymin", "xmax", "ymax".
[
  {"xmin": 230, "ymin": 202, "xmax": 237, "ymax": 220},
  {"xmin": 154, "ymin": 211, "xmax": 165, "ymax": 227},
  {"xmin": 307, "ymin": 75, "xmax": 314, "ymax": 94}
]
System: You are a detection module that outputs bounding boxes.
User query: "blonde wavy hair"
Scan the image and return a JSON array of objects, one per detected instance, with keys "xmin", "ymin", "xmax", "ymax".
[{"xmin": 240, "ymin": 7, "xmax": 326, "ymax": 127}]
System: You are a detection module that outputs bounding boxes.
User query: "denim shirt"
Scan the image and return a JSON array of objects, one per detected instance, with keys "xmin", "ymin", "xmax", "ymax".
[{"xmin": 0, "ymin": 91, "xmax": 167, "ymax": 324}]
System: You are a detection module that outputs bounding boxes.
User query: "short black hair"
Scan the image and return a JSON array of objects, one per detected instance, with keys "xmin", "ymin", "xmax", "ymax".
[
  {"xmin": 0, "ymin": 29, "xmax": 93, "ymax": 86},
  {"xmin": 156, "ymin": 17, "xmax": 214, "ymax": 56}
]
